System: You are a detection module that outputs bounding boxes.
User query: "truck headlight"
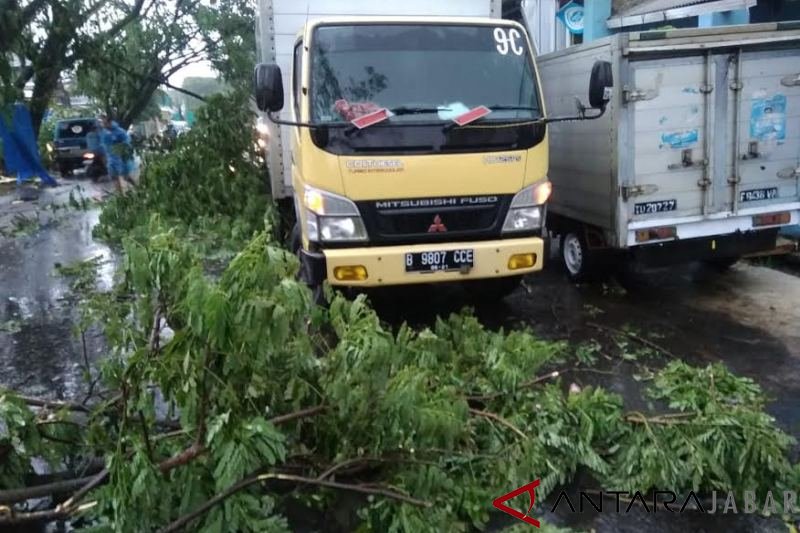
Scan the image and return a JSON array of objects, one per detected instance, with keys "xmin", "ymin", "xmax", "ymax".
[
  {"xmin": 502, "ymin": 180, "xmax": 552, "ymax": 233},
  {"xmin": 303, "ymin": 185, "xmax": 368, "ymax": 243}
]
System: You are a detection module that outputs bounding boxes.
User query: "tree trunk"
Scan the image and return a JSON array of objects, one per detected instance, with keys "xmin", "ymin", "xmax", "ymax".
[
  {"xmin": 120, "ymin": 76, "xmax": 161, "ymax": 129},
  {"xmin": 29, "ymin": 61, "xmax": 64, "ymax": 136},
  {"xmin": 28, "ymin": 6, "xmax": 72, "ymax": 136}
]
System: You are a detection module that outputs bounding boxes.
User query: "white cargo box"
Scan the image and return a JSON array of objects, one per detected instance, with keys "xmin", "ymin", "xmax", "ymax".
[{"xmin": 535, "ymin": 22, "xmax": 800, "ymax": 249}]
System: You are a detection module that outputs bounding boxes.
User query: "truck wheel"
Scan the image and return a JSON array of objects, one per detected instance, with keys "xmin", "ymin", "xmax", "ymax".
[
  {"xmin": 290, "ymin": 224, "xmax": 325, "ymax": 304},
  {"xmin": 464, "ymin": 276, "xmax": 522, "ymax": 302},
  {"xmin": 562, "ymin": 231, "xmax": 594, "ymax": 281}
]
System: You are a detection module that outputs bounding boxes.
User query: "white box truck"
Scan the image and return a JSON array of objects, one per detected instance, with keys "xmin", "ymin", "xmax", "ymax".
[{"xmin": 533, "ymin": 21, "xmax": 800, "ymax": 279}]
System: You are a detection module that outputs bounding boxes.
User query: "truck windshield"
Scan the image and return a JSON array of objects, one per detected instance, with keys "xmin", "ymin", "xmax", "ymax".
[{"xmin": 310, "ymin": 24, "xmax": 541, "ymax": 125}]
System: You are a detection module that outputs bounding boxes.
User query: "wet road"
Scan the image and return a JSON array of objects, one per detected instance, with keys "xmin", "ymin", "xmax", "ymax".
[
  {"xmin": 0, "ymin": 180, "xmax": 113, "ymax": 400},
  {"xmin": 372, "ymin": 259, "xmax": 800, "ymax": 436},
  {"xmin": 1, "ymin": 189, "xmax": 799, "ymax": 531}
]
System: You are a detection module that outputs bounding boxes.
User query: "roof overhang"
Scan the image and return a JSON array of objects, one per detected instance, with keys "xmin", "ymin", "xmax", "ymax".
[{"xmin": 607, "ymin": 0, "xmax": 756, "ymax": 29}]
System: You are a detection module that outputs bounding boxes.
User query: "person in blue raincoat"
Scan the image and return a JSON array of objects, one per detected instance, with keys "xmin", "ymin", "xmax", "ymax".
[{"xmin": 99, "ymin": 115, "xmax": 134, "ymax": 191}]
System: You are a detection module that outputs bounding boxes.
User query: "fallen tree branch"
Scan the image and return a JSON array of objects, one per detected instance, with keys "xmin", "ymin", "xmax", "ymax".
[
  {"xmin": 0, "ymin": 405, "xmax": 329, "ymax": 524},
  {"xmin": 262, "ymin": 473, "xmax": 432, "ymax": 507},
  {"xmin": 316, "ymin": 454, "xmax": 440, "ymax": 482},
  {"xmin": 625, "ymin": 411, "xmax": 697, "ymax": 426},
  {"xmin": 157, "ymin": 471, "xmax": 266, "ymax": 532},
  {"xmin": 12, "ymin": 395, "xmax": 90, "ymax": 413},
  {"xmin": 158, "ymin": 442, "xmax": 206, "ymax": 473},
  {"xmin": 0, "ymin": 503, "xmax": 93, "ymax": 525},
  {"xmin": 468, "ymin": 408, "xmax": 527, "ymax": 440},
  {"xmin": 466, "ymin": 370, "xmax": 563, "ymax": 402},
  {"xmin": 0, "ymin": 475, "xmax": 96, "ymax": 505},
  {"xmin": 587, "ymin": 322, "xmax": 676, "ymax": 359},
  {"xmin": 316, "ymin": 457, "xmax": 372, "ymax": 481},
  {"xmin": 159, "ymin": 471, "xmax": 431, "ymax": 533},
  {"xmin": 148, "ymin": 307, "xmax": 164, "ymax": 354},
  {"xmin": 269, "ymin": 405, "xmax": 326, "ymax": 425}
]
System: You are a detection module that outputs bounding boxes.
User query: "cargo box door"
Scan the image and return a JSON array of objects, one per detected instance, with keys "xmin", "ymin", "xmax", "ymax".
[
  {"xmin": 728, "ymin": 49, "xmax": 800, "ymax": 212},
  {"xmin": 626, "ymin": 56, "xmax": 713, "ymax": 221}
]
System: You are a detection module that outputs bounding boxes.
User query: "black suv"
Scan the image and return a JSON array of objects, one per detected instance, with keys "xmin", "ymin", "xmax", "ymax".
[{"xmin": 52, "ymin": 118, "xmax": 100, "ymax": 176}]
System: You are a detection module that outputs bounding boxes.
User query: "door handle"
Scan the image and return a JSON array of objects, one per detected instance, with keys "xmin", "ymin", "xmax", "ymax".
[
  {"xmin": 742, "ymin": 141, "xmax": 760, "ymax": 160},
  {"xmin": 668, "ymin": 148, "xmax": 707, "ymax": 170},
  {"xmin": 781, "ymin": 73, "xmax": 800, "ymax": 87}
]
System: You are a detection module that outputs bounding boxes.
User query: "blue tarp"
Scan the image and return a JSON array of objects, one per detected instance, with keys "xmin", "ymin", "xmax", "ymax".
[{"xmin": 0, "ymin": 104, "xmax": 58, "ymax": 186}]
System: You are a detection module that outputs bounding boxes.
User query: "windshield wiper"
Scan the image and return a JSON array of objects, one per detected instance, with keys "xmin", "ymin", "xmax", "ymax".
[
  {"xmin": 486, "ymin": 105, "xmax": 540, "ymax": 112},
  {"xmin": 345, "ymin": 106, "xmax": 450, "ymax": 135},
  {"xmin": 389, "ymin": 106, "xmax": 448, "ymax": 116}
]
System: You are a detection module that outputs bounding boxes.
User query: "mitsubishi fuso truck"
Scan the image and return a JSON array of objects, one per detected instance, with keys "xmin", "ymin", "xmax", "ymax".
[
  {"xmin": 532, "ymin": 17, "xmax": 800, "ymax": 281},
  {"xmin": 253, "ymin": 0, "xmax": 612, "ymax": 299}
]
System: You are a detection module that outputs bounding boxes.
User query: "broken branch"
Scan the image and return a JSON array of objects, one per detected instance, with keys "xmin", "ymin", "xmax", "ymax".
[
  {"xmin": 269, "ymin": 405, "xmax": 326, "ymax": 425},
  {"xmin": 466, "ymin": 370, "xmax": 563, "ymax": 402},
  {"xmin": 0, "ymin": 475, "xmax": 96, "ymax": 505},
  {"xmin": 12, "ymin": 395, "xmax": 90, "ymax": 413},
  {"xmin": 587, "ymin": 322, "xmax": 676, "ymax": 359},
  {"xmin": 468, "ymin": 408, "xmax": 527, "ymax": 440}
]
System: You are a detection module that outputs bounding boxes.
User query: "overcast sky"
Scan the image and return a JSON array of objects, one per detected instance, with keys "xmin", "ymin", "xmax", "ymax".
[{"xmin": 169, "ymin": 60, "xmax": 216, "ymax": 86}]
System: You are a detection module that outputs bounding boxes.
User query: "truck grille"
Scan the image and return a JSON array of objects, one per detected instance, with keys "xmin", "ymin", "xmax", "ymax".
[{"xmin": 357, "ymin": 195, "xmax": 512, "ymax": 244}]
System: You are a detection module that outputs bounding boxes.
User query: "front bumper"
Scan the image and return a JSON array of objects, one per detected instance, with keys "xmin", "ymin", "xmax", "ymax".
[
  {"xmin": 302, "ymin": 237, "xmax": 545, "ymax": 287},
  {"xmin": 54, "ymin": 155, "xmax": 85, "ymax": 167}
]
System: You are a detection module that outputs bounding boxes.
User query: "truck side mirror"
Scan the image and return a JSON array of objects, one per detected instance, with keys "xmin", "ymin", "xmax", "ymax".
[
  {"xmin": 254, "ymin": 63, "xmax": 284, "ymax": 113},
  {"xmin": 588, "ymin": 60, "xmax": 613, "ymax": 109}
]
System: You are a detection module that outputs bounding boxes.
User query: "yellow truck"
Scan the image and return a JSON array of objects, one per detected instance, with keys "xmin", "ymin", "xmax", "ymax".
[{"xmin": 254, "ymin": 0, "xmax": 612, "ymax": 299}]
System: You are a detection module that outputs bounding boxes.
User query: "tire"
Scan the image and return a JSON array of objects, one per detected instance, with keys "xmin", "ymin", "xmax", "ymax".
[
  {"xmin": 704, "ymin": 257, "xmax": 739, "ymax": 272},
  {"xmin": 561, "ymin": 231, "xmax": 593, "ymax": 281},
  {"xmin": 464, "ymin": 276, "xmax": 522, "ymax": 303},
  {"xmin": 58, "ymin": 163, "xmax": 71, "ymax": 177},
  {"xmin": 290, "ymin": 224, "xmax": 325, "ymax": 304}
]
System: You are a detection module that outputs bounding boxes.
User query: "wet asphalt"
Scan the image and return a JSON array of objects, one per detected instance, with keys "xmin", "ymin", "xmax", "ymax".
[
  {"xmin": 0, "ymin": 179, "xmax": 113, "ymax": 401},
  {"xmin": 1, "ymin": 177, "xmax": 799, "ymax": 532}
]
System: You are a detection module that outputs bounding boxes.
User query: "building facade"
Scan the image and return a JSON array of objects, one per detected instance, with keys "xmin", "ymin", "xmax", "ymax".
[{"xmin": 508, "ymin": 0, "xmax": 800, "ymax": 55}]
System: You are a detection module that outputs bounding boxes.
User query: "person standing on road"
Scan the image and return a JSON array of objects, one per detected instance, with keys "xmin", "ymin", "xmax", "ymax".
[{"xmin": 100, "ymin": 115, "xmax": 134, "ymax": 192}]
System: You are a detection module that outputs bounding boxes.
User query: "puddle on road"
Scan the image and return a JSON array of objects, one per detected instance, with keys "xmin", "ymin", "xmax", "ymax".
[{"xmin": 0, "ymin": 208, "xmax": 113, "ymax": 400}]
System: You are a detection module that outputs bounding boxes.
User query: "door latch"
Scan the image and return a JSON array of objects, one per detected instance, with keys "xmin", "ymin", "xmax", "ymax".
[
  {"xmin": 781, "ymin": 73, "xmax": 800, "ymax": 87},
  {"xmin": 622, "ymin": 85, "xmax": 658, "ymax": 103},
  {"xmin": 621, "ymin": 184, "xmax": 659, "ymax": 200},
  {"xmin": 777, "ymin": 166, "xmax": 800, "ymax": 179},
  {"xmin": 668, "ymin": 148, "xmax": 708, "ymax": 170},
  {"xmin": 743, "ymin": 141, "xmax": 760, "ymax": 160}
]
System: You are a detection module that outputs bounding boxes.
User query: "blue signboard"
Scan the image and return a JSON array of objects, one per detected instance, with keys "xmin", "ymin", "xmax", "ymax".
[{"xmin": 556, "ymin": 1, "xmax": 584, "ymax": 35}]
